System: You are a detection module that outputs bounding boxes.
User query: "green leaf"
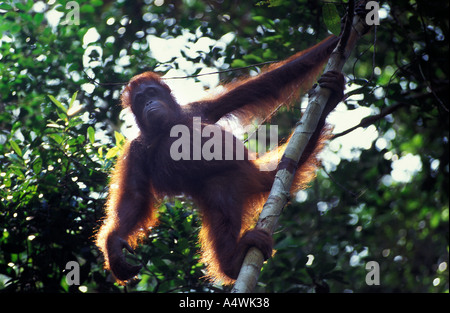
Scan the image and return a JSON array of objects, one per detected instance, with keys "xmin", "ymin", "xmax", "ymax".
[
  {"xmin": 231, "ymin": 59, "xmax": 247, "ymax": 68},
  {"xmin": 12, "ymin": 167, "xmax": 25, "ymax": 180},
  {"xmin": 98, "ymin": 146, "xmax": 103, "ymax": 158},
  {"xmin": 33, "ymin": 13, "xmax": 44, "ymax": 25},
  {"xmin": 105, "ymin": 146, "xmax": 120, "ymax": 159},
  {"xmin": 33, "ymin": 158, "xmax": 43, "ymax": 174},
  {"xmin": 243, "ymin": 54, "xmax": 264, "ymax": 63},
  {"xmin": 48, "ymin": 95, "xmax": 67, "ymax": 113},
  {"xmin": 69, "ymin": 91, "xmax": 78, "ymax": 109},
  {"xmin": 322, "ymin": 3, "xmax": 341, "ymax": 36},
  {"xmin": 91, "ymin": 0, "xmax": 104, "ymax": 6},
  {"xmin": 87, "ymin": 126, "xmax": 95, "ymax": 144},
  {"xmin": 10, "ymin": 23, "xmax": 21, "ymax": 34},
  {"xmin": 267, "ymin": 0, "xmax": 284, "ymax": 7},
  {"xmin": 252, "ymin": 16, "xmax": 275, "ymax": 28},
  {"xmin": 0, "ymin": 3, "xmax": 12, "ymax": 10},
  {"xmin": 114, "ymin": 131, "xmax": 125, "ymax": 147},
  {"xmin": 10, "ymin": 141, "xmax": 22, "ymax": 157},
  {"xmin": 80, "ymin": 4, "xmax": 95, "ymax": 13},
  {"xmin": 68, "ymin": 117, "xmax": 84, "ymax": 128},
  {"xmin": 47, "ymin": 134, "xmax": 64, "ymax": 145}
]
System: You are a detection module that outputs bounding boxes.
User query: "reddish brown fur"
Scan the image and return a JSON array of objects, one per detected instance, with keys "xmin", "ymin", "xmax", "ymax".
[
  {"xmin": 120, "ymin": 72, "xmax": 171, "ymax": 109},
  {"xmin": 95, "ymin": 35, "xmax": 343, "ymax": 285},
  {"xmin": 188, "ymin": 35, "xmax": 340, "ymax": 124}
]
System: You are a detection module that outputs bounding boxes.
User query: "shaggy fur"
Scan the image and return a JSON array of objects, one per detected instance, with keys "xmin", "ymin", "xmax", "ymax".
[{"xmin": 95, "ymin": 35, "xmax": 343, "ymax": 284}]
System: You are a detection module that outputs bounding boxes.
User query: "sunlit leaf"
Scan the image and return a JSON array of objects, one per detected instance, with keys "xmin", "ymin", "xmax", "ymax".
[{"xmin": 105, "ymin": 146, "xmax": 120, "ymax": 159}]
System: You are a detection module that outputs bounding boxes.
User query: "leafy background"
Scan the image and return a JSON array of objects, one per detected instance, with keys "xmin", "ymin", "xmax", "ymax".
[{"xmin": 0, "ymin": 0, "xmax": 448, "ymax": 292}]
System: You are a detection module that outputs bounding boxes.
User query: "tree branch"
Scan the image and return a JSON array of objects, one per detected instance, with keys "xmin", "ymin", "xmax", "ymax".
[
  {"xmin": 231, "ymin": 0, "xmax": 371, "ymax": 293},
  {"xmin": 332, "ymin": 102, "xmax": 406, "ymax": 139}
]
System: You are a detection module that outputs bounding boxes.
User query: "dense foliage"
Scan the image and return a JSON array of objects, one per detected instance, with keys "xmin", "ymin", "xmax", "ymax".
[{"xmin": 0, "ymin": 0, "xmax": 448, "ymax": 292}]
